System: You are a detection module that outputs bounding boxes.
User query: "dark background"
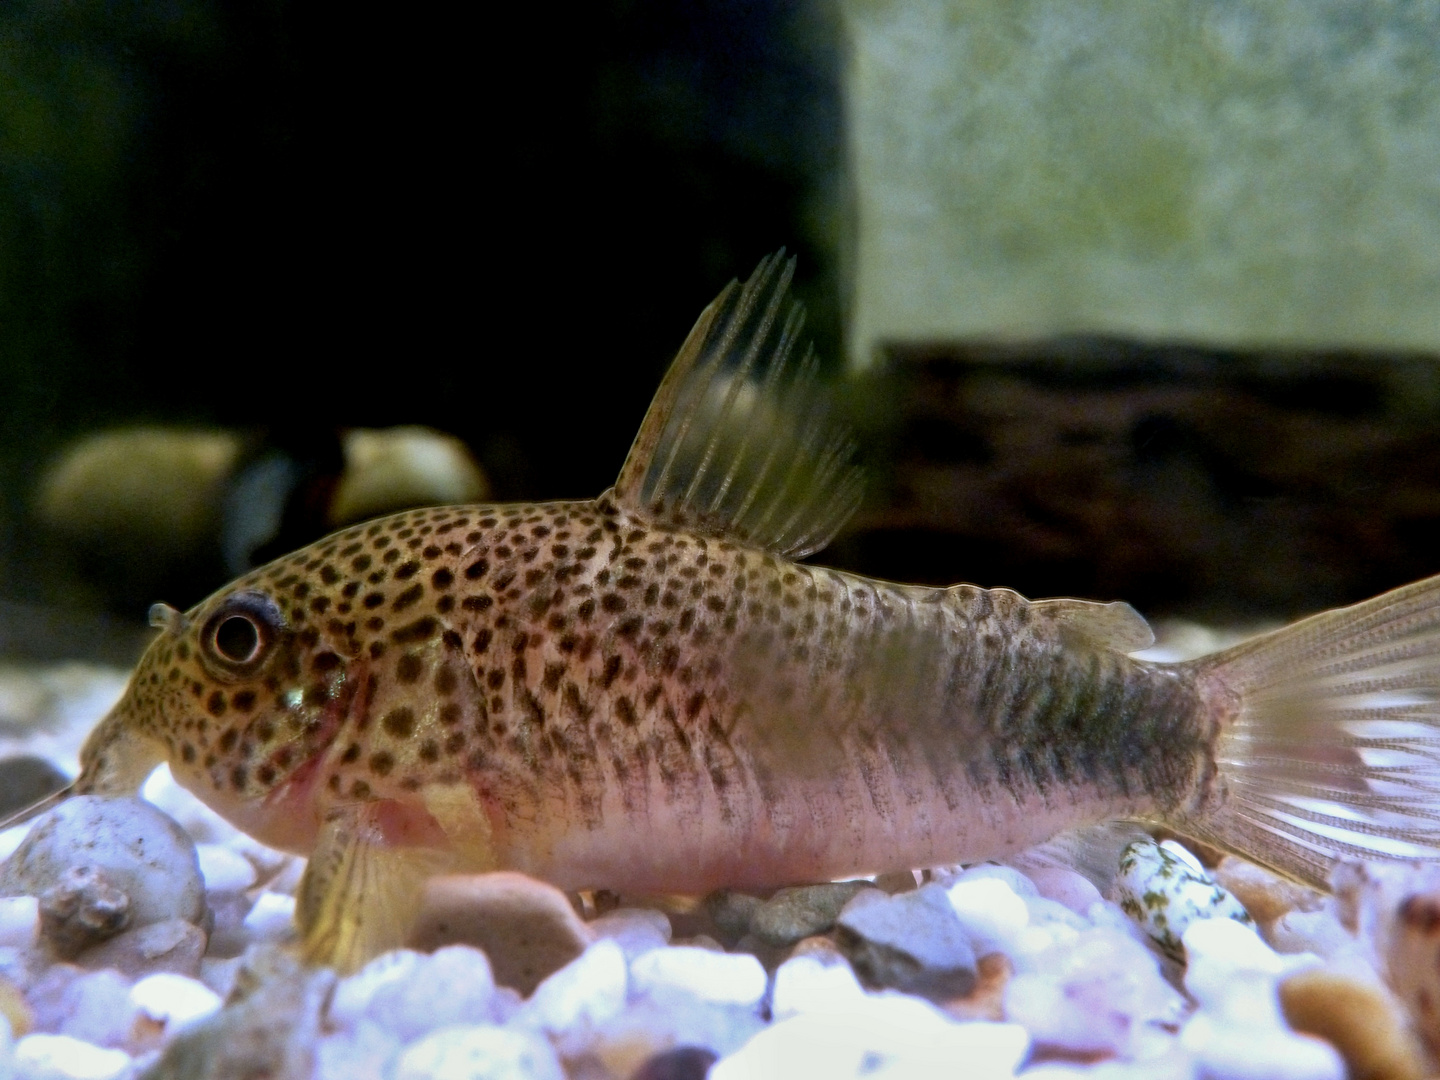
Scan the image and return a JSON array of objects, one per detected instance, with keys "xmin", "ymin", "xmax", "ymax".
[
  {"xmin": 6, "ymin": 0, "xmax": 1440, "ymax": 661},
  {"xmin": 0, "ymin": 0, "xmax": 843, "ymax": 627}
]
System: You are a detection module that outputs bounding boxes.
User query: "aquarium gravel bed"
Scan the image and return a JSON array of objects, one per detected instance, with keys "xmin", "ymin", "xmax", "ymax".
[{"xmin": 0, "ymin": 657, "xmax": 1431, "ymax": 1080}]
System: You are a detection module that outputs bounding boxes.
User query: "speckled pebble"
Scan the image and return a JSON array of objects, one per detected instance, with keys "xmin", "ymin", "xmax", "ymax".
[
  {"xmin": 630, "ymin": 946, "xmax": 767, "ymax": 1008},
  {"xmin": 1114, "ymin": 839, "xmax": 1252, "ymax": 959},
  {"xmin": 0, "ymin": 796, "xmax": 203, "ymax": 930},
  {"xmin": 14, "ymin": 1032, "xmax": 131, "ymax": 1080},
  {"xmin": 392, "ymin": 1024, "xmax": 564, "ymax": 1080}
]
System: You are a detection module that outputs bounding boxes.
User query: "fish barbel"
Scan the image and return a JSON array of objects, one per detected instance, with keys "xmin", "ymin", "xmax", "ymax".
[{"xmin": 33, "ymin": 253, "xmax": 1440, "ymax": 969}]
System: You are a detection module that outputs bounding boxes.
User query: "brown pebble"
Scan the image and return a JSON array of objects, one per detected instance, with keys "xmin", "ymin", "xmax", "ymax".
[
  {"xmin": 873, "ymin": 870, "xmax": 920, "ymax": 895},
  {"xmin": 406, "ymin": 872, "xmax": 592, "ymax": 996},
  {"xmin": 1213, "ymin": 855, "xmax": 1323, "ymax": 926},
  {"xmin": 0, "ymin": 975, "xmax": 31, "ymax": 1037},
  {"xmin": 1279, "ymin": 967, "xmax": 1430, "ymax": 1080},
  {"xmin": 1386, "ymin": 890, "xmax": 1440, "ymax": 1056},
  {"xmin": 943, "ymin": 952, "xmax": 1012, "ymax": 1022}
]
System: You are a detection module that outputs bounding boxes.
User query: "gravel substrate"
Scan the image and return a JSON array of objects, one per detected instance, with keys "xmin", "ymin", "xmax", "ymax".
[{"xmin": 0, "ymin": 659, "xmax": 1434, "ymax": 1079}]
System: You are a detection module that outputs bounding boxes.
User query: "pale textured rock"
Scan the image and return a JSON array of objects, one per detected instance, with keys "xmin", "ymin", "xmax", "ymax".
[
  {"xmin": 129, "ymin": 972, "xmax": 222, "ymax": 1033},
  {"xmin": 1005, "ymin": 927, "xmax": 1184, "ymax": 1057},
  {"xmin": 518, "ymin": 939, "xmax": 627, "ymax": 1037},
  {"xmin": 945, "ymin": 877, "xmax": 1032, "ymax": 958},
  {"xmin": 0, "ymin": 797, "xmax": 203, "ymax": 930},
  {"xmin": 1114, "ymin": 839, "xmax": 1252, "ymax": 959},
  {"xmin": 630, "ymin": 946, "xmax": 767, "ymax": 1008},
  {"xmin": 239, "ymin": 891, "xmax": 294, "ymax": 944},
  {"xmin": 836, "ymin": 883, "xmax": 977, "ymax": 999},
  {"xmin": 14, "ymin": 1032, "xmax": 131, "ymax": 1080},
  {"xmin": 314, "ymin": 1019, "xmax": 401, "ymax": 1080},
  {"xmin": 0, "ymin": 897, "xmax": 38, "ymax": 948},
  {"xmin": 711, "ymin": 1000, "xmax": 1027, "ymax": 1080},
  {"xmin": 406, "ymin": 872, "xmax": 591, "ymax": 996},
  {"xmin": 393, "ymin": 1025, "xmax": 563, "ymax": 1080},
  {"xmin": 588, "ymin": 907, "xmax": 671, "ymax": 961},
  {"xmin": 75, "ymin": 917, "xmax": 206, "ymax": 979},
  {"xmin": 37, "ymin": 866, "xmax": 130, "ymax": 958},
  {"xmin": 28, "ymin": 968, "xmax": 136, "ymax": 1049},
  {"xmin": 328, "ymin": 949, "xmax": 426, "ymax": 1030},
  {"xmin": 1022, "ymin": 865, "xmax": 1103, "ymax": 916},
  {"xmin": 771, "ymin": 953, "xmax": 867, "ymax": 1020},
  {"xmin": 193, "ymin": 845, "xmax": 256, "ymax": 894},
  {"xmin": 360, "ymin": 946, "xmax": 499, "ymax": 1043}
]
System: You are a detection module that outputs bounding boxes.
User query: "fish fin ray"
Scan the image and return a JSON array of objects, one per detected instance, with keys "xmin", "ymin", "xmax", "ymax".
[
  {"xmin": 610, "ymin": 250, "xmax": 863, "ymax": 558},
  {"xmin": 1177, "ymin": 573, "xmax": 1440, "ymax": 887},
  {"xmin": 297, "ymin": 806, "xmax": 452, "ymax": 973},
  {"xmin": 1031, "ymin": 598, "xmax": 1155, "ymax": 653}
]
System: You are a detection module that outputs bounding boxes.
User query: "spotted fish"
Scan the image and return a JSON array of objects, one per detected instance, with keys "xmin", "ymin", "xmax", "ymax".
[{"xmin": 28, "ymin": 253, "xmax": 1440, "ymax": 970}]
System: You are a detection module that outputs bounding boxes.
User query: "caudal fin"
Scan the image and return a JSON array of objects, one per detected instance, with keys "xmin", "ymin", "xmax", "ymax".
[{"xmin": 1181, "ymin": 574, "xmax": 1440, "ymax": 887}]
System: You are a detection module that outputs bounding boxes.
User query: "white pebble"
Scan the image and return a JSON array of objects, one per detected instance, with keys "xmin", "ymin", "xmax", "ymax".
[
  {"xmin": 1180, "ymin": 1013, "xmax": 1343, "ymax": 1080},
  {"xmin": 194, "ymin": 844, "xmax": 257, "ymax": 893},
  {"xmin": 1020, "ymin": 865, "xmax": 1103, "ymax": 916},
  {"xmin": 518, "ymin": 939, "xmax": 627, "ymax": 1035},
  {"xmin": 0, "ymin": 896, "xmax": 37, "ymax": 947},
  {"xmin": 771, "ymin": 954, "xmax": 867, "ymax": 1020},
  {"xmin": 14, "ymin": 1033, "xmax": 131, "ymax": 1080},
  {"xmin": 1268, "ymin": 908, "xmax": 1352, "ymax": 959},
  {"xmin": 712, "ymin": 999, "xmax": 1027, "ymax": 1080},
  {"xmin": 314, "ymin": 1019, "xmax": 402, "ymax": 1080},
  {"xmin": 363, "ymin": 946, "xmax": 498, "ymax": 1042},
  {"xmin": 588, "ymin": 907, "xmax": 671, "ymax": 959},
  {"xmin": 329, "ymin": 950, "xmax": 425, "ymax": 1029},
  {"xmin": 0, "ymin": 823, "xmax": 34, "ymax": 863},
  {"xmin": 240, "ymin": 891, "xmax": 295, "ymax": 942},
  {"xmin": 630, "ymin": 945, "xmax": 767, "ymax": 1007},
  {"xmin": 129, "ymin": 972, "xmax": 222, "ymax": 1031},
  {"xmin": 946, "ymin": 877, "xmax": 1031, "ymax": 956},
  {"xmin": 1181, "ymin": 918, "xmax": 1316, "ymax": 1010},
  {"xmin": 947, "ymin": 863, "xmax": 1039, "ymax": 897},
  {"xmin": 393, "ymin": 1024, "xmax": 563, "ymax": 1080}
]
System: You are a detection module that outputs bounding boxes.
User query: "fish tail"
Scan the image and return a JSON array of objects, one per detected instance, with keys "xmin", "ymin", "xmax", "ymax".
[{"xmin": 1177, "ymin": 573, "xmax": 1440, "ymax": 887}]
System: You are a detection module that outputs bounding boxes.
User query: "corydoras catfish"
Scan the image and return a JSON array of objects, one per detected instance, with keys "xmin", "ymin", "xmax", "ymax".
[{"xmin": 29, "ymin": 253, "xmax": 1440, "ymax": 970}]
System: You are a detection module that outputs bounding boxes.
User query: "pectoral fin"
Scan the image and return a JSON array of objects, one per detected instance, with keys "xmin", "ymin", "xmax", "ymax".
[
  {"xmin": 610, "ymin": 251, "xmax": 863, "ymax": 559},
  {"xmin": 296, "ymin": 806, "xmax": 453, "ymax": 973}
]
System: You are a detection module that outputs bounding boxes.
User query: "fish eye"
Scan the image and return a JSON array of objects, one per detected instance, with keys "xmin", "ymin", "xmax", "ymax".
[{"xmin": 200, "ymin": 591, "xmax": 283, "ymax": 677}]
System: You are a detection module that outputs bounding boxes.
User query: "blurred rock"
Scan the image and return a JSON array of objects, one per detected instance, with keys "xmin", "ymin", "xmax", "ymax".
[
  {"xmin": 0, "ymin": 797, "xmax": 203, "ymax": 932},
  {"xmin": 345, "ymin": 946, "xmax": 500, "ymax": 1044},
  {"xmin": 14, "ymin": 1032, "xmax": 131, "ymax": 1080},
  {"xmin": 631, "ymin": 1046, "xmax": 719, "ymax": 1080},
  {"xmin": 75, "ymin": 918, "xmax": 206, "ymax": 979},
  {"xmin": 392, "ymin": 1024, "xmax": 563, "ymax": 1080},
  {"xmin": 0, "ymin": 757, "xmax": 69, "ymax": 821},
  {"xmin": 27, "ymin": 966, "xmax": 135, "ymax": 1048},
  {"xmin": 329, "ymin": 426, "xmax": 489, "ymax": 527},
  {"xmin": 38, "ymin": 866, "xmax": 130, "ymax": 958},
  {"xmin": 834, "ymin": 882, "xmax": 977, "ymax": 1000},
  {"xmin": 1279, "ymin": 966, "xmax": 1429, "ymax": 1080},
  {"xmin": 0, "ymin": 973, "xmax": 31, "ymax": 1037},
  {"xmin": 141, "ymin": 945, "xmax": 334, "ymax": 1080},
  {"xmin": 746, "ymin": 882, "xmax": 870, "ymax": 948},
  {"xmin": 407, "ymin": 873, "xmax": 591, "ymax": 996},
  {"xmin": 944, "ymin": 951, "xmax": 1011, "ymax": 1022},
  {"xmin": 1214, "ymin": 855, "xmax": 1324, "ymax": 929},
  {"xmin": 630, "ymin": 947, "xmax": 767, "ymax": 1009},
  {"xmin": 587, "ymin": 907, "xmax": 671, "ymax": 961}
]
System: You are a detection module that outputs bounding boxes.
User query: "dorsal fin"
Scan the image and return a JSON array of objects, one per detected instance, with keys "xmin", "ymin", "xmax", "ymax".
[
  {"xmin": 610, "ymin": 251, "xmax": 863, "ymax": 559},
  {"xmin": 1032, "ymin": 597, "xmax": 1155, "ymax": 652}
]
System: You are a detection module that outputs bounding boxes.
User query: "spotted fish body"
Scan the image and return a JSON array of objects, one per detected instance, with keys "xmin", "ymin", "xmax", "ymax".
[{"xmin": 58, "ymin": 254, "xmax": 1440, "ymax": 969}]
